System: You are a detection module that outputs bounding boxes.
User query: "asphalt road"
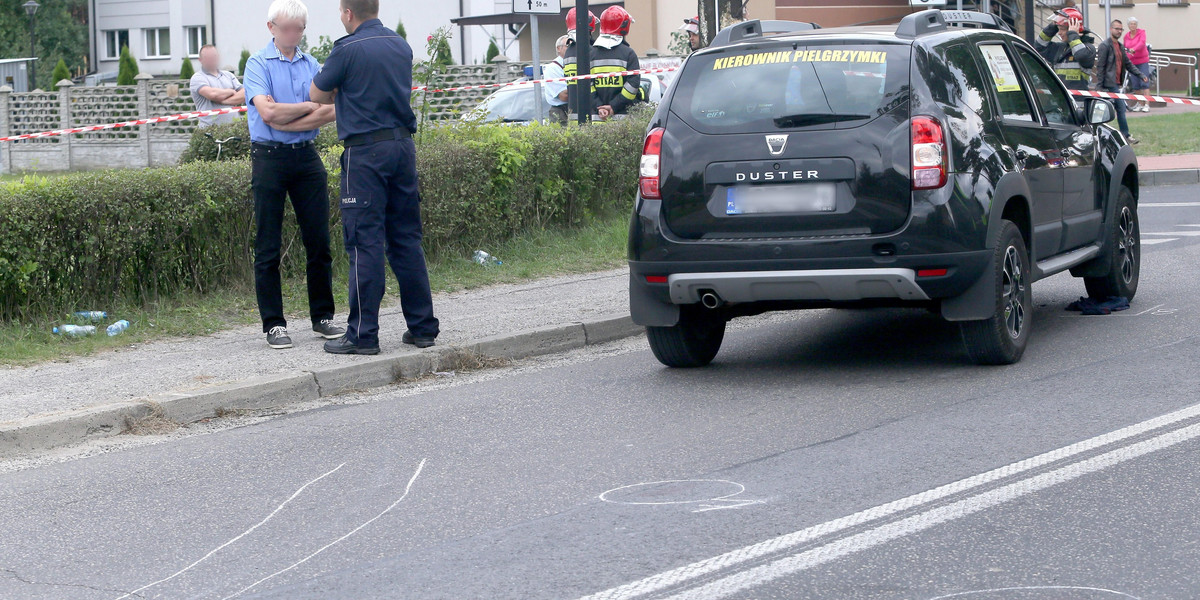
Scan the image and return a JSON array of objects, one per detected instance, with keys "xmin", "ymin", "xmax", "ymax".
[{"xmin": 2, "ymin": 184, "xmax": 1199, "ymax": 600}]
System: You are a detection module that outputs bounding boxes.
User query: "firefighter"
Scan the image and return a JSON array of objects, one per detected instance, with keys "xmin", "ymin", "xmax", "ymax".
[
  {"xmin": 591, "ymin": 6, "xmax": 642, "ymax": 121},
  {"xmin": 563, "ymin": 7, "xmax": 599, "ymax": 119},
  {"xmin": 679, "ymin": 16, "xmax": 702, "ymax": 53},
  {"xmin": 1034, "ymin": 7, "xmax": 1096, "ymax": 90}
]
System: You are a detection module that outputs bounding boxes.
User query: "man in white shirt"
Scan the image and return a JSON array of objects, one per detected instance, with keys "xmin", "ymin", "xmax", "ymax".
[
  {"xmin": 189, "ymin": 45, "xmax": 246, "ymax": 127},
  {"xmin": 542, "ymin": 35, "xmax": 570, "ymax": 124}
]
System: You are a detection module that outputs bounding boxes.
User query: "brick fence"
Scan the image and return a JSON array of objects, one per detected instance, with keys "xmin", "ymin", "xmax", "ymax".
[{"xmin": 0, "ymin": 60, "xmax": 530, "ymax": 174}]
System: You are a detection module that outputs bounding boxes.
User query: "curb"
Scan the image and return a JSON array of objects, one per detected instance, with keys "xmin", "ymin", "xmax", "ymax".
[
  {"xmin": 0, "ymin": 314, "xmax": 644, "ymax": 459},
  {"xmin": 1140, "ymin": 169, "xmax": 1200, "ymax": 187}
]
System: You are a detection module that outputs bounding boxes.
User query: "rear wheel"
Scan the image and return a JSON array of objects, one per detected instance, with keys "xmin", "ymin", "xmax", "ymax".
[
  {"xmin": 1084, "ymin": 186, "xmax": 1139, "ymax": 300},
  {"xmin": 646, "ymin": 306, "xmax": 726, "ymax": 368},
  {"xmin": 959, "ymin": 221, "xmax": 1031, "ymax": 366}
]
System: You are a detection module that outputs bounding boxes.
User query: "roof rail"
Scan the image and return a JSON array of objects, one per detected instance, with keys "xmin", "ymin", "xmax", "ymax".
[
  {"xmin": 895, "ymin": 9, "xmax": 1013, "ymax": 39},
  {"xmin": 710, "ymin": 19, "xmax": 821, "ymax": 47}
]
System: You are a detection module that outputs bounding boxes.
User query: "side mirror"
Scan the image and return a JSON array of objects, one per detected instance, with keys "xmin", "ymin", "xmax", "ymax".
[{"xmin": 1088, "ymin": 99, "xmax": 1116, "ymax": 125}]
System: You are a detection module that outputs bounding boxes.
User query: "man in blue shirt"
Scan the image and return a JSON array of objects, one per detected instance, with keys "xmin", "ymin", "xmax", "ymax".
[
  {"xmin": 310, "ymin": 0, "xmax": 439, "ymax": 355},
  {"xmin": 243, "ymin": 0, "xmax": 343, "ymax": 350}
]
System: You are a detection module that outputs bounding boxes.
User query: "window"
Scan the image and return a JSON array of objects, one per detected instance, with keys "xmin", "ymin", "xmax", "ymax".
[
  {"xmin": 932, "ymin": 43, "xmax": 991, "ymax": 119},
  {"xmin": 1015, "ymin": 47, "xmax": 1077, "ymax": 125},
  {"xmin": 186, "ymin": 26, "xmax": 207, "ymax": 57},
  {"xmin": 104, "ymin": 30, "xmax": 129, "ymax": 60},
  {"xmin": 145, "ymin": 28, "xmax": 170, "ymax": 59},
  {"xmin": 674, "ymin": 44, "xmax": 911, "ymax": 134},
  {"xmin": 978, "ymin": 44, "xmax": 1034, "ymax": 122}
]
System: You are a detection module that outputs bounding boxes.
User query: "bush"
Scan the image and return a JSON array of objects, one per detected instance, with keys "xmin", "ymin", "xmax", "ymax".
[
  {"xmin": 238, "ymin": 49, "xmax": 251, "ymax": 76},
  {"xmin": 180, "ymin": 56, "xmax": 195, "ymax": 79},
  {"xmin": 396, "ymin": 19, "xmax": 407, "ymax": 39},
  {"xmin": 485, "ymin": 40, "xmax": 500, "ymax": 63},
  {"xmin": 179, "ymin": 119, "xmax": 340, "ymax": 163},
  {"xmin": 50, "ymin": 59, "xmax": 71, "ymax": 90},
  {"xmin": 117, "ymin": 46, "xmax": 139, "ymax": 85},
  {"xmin": 0, "ymin": 112, "xmax": 650, "ymax": 320}
]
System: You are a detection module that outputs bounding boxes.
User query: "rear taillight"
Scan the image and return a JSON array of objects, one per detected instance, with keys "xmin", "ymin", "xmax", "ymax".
[
  {"xmin": 911, "ymin": 116, "xmax": 947, "ymax": 191},
  {"xmin": 639, "ymin": 127, "xmax": 665, "ymax": 199}
]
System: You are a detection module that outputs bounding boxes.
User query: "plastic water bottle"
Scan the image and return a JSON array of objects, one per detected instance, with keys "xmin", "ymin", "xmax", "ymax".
[
  {"xmin": 53, "ymin": 324, "xmax": 97, "ymax": 337},
  {"xmin": 473, "ymin": 250, "xmax": 502, "ymax": 266},
  {"xmin": 106, "ymin": 320, "xmax": 130, "ymax": 336},
  {"xmin": 73, "ymin": 311, "xmax": 107, "ymax": 322}
]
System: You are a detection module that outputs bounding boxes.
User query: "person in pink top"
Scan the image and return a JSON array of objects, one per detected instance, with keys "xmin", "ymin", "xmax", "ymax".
[{"xmin": 1124, "ymin": 17, "xmax": 1151, "ymax": 112}]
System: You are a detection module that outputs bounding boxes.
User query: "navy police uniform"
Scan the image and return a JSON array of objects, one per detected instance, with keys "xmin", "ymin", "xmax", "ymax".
[{"xmin": 312, "ymin": 18, "xmax": 439, "ymax": 349}]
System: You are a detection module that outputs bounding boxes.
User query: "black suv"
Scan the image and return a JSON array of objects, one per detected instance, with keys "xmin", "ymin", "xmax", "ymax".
[{"xmin": 629, "ymin": 10, "xmax": 1140, "ymax": 367}]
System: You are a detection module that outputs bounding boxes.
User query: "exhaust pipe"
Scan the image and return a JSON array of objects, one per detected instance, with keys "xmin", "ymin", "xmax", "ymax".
[{"xmin": 700, "ymin": 291, "xmax": 724, "ymax": 309}]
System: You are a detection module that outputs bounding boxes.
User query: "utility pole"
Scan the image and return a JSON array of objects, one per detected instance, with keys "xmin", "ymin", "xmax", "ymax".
[
  {"xmin": 575, "ymin": 0, "xmax": 590, "ymax": 124},
  {"xmin": 23, "ymin": 1, "xmax": 40, "ymax": 91}
]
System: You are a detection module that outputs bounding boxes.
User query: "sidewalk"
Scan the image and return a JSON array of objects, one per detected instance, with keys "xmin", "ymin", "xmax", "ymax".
[{"xmin": 0, "ymin": 268, "xmax": 635, "ymax": 448}]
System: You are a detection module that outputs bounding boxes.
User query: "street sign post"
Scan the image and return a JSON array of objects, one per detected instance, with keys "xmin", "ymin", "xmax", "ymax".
[{"xmin": 513, "ymin": 0, "xmax": 559, "ymax": 123}]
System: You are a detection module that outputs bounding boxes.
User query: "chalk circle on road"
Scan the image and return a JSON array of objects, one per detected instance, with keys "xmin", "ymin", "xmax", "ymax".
[
  {"xmin": 599, "ymin": 479, "xmax": 746, "ymax": 506},
  {"xmin": 928, "ymin": 586, "xmax": 1141, "ymax": 599}
]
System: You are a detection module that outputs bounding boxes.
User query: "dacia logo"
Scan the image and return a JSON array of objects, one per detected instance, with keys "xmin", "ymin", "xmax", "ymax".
[{"xmin": 765, "ymin": 134, "xmax": 788, "ymax": 156}]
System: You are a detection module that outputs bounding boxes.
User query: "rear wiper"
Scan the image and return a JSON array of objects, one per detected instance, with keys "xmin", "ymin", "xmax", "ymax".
[{"xmin": 772, "ymin": 113, "xmax": 871, "ymax": 127}]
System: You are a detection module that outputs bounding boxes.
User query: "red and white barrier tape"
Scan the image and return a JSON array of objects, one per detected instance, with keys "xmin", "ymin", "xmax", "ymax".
[
  {"xmin": 2, "ymin": 68, "xmax": 1196, "ymax": 143},
  {"xmin": 1069, "ymin": 88, "xmax": 1200, "ymax": 105},
  {"xmin": 0, "ymin": 107, "xmax": 249, "ymax": 142}
]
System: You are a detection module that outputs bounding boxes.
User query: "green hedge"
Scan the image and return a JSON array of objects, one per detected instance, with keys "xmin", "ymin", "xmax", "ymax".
[
  {"xmin": 0, "ymin": 113, "xmax": 647, "ymax": 320},
  {"xmin": 178, "ymin": 118, "xmax": 341, "ymax": 163}
]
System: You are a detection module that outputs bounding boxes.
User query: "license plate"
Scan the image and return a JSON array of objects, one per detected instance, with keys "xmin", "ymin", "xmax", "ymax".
[{"xmin": 726, "ymin": 183, "xmax": 837, "ymax": 215}]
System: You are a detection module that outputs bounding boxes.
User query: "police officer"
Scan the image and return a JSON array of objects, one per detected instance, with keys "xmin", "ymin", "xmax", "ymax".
[
  {"xmin": 563, "ymin": 7, "xmax": 598, "ymax": 120},
  {"xmin": 591, "ymin": 6, "xmax": 642, "ymax": 121},
  {"xmin": 310, "ymin": 0, "xmax": 439, "ymax": 354},
  {"xmin": 1034, "ymin": 7, "xmax": 1096, "ymax": 91}
]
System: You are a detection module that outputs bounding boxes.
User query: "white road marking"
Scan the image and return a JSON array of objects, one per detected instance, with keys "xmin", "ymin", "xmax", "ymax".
[
  {"xmin": 578, "ymin": 397, "xmax": 1200, "ymax": 600},
  {"xmin": 112, "ymin": 463, "xmax": 346, "ymax": 600},
  {"xmin": 1140, "ymin": 238, "xmax": 1178, "ymax": 245},
  {"xmin": 665, "ymin": 420, "xmax": 1200, "ymax": 600},
  {"xmin": 1143, "ymin": 231, "xmax": 1200, "ymax": 236},
  {"xmin": 927, "ymin": 585, "xmax": 1140, "ymax": 599},
  {"xmin": 1139, "ymin": 202, "xmax": 1200, "ymax": 208},
  {"xmin": 220, "ymin": 458, "xmax": 427, "ymax": 600}
]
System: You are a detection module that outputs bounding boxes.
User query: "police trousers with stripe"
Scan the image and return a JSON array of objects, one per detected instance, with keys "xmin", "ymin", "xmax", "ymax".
[{"xmin": 339, "ymin": 138, "xmax": 439, "ymax": 346}]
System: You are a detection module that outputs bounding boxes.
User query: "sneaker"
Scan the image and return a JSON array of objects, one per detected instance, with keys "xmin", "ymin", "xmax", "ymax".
[
  {"xmin": 323, "ymin": 335, "xmax": 380, "ymax": 355},
  {"xmin": 1128, "ymin": 136, "xmax": 1140, "ymax": 145},
  {"xmin": 313, "ymin": 319, "xmax": 346, "ymax": 340},
  {"xmin": 266, "ymin": 326, "xmax": 293, "ymax": 349},
  {"xmin": 402, "ymin": 331, "xmax": 437, "ymax": 349},
  {"xmin": 1139, "ymin": 105, "xmax": 1151, "ymax": 112}
]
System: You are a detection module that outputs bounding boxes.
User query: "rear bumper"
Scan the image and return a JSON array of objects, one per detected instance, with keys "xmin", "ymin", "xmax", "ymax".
[
  {"xmin": 629, "ymin": 251, "xmax": 991, "ymax": 327},
  {"xmin": 667, "ymin": 268, "xmax": 930, "ymax": 304}
]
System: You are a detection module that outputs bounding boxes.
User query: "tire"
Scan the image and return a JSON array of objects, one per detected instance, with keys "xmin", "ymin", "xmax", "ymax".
[
  {"xmin": 646, "ymin": 306, "xmax": 726, "ymax": 368},
  {"xmin": 1084, "ymin": 186, "xmax": 1140, "ymax": 300},
  {"xmin": 959, "ymin": 221, "xmax": 1032, "ymax": 366}
]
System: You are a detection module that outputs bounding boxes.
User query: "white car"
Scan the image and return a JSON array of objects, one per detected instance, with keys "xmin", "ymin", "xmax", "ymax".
[{"xmin": 464, "ymin": 76, "xmax": 666, "ymax": 123}]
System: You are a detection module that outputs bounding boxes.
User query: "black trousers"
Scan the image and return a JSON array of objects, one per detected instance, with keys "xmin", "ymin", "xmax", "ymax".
[{"xmin": 250, "ymin": 143, "xmax": 335, "ymax": 333}]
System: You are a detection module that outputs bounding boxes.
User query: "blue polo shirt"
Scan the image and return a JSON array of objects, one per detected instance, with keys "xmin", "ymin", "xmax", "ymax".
[
  {"xmin": 242, "ymin": 41, "xmax": 321, "ymax": 144},
  {"xmin": 311, "ymin": 19, "xmax": 418, "ymax": 139}
]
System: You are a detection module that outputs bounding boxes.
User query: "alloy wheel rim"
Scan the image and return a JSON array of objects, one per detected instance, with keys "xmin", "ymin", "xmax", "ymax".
[
  {"xmin": 1002, "ymin": 245, "xmax": 1025, "ymax": 339},
  {"xmin": 1117, "ymin": 206, "xmax": 1138, "ymax": 284}
]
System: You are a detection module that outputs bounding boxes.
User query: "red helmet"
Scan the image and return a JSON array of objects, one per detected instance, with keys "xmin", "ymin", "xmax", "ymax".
[
  {"xmin": 1058, "ymin": 7, "xmax": 1083, "ymax": 23},
  {"xmin": 566, "ymin": 7, "xmax": 599, "ymax": 34},
  {"xmin": 599, "ymin": 6, "xmax": 634, "ymax": 37}
]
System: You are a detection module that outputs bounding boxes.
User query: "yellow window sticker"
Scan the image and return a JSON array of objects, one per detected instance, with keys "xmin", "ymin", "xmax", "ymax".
[
  {"xmin": 980, "ymin": 45, "xmax": 1022, "ymax": 93},
  {"xmin": 712, "ymin": 49, "xmax": 887, "ymax": 71}
]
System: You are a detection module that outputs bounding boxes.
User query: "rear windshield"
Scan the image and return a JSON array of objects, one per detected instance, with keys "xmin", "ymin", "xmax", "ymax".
[{"xmin": 672, "ymin": 42, "xmax": 911, "ymax": 133}]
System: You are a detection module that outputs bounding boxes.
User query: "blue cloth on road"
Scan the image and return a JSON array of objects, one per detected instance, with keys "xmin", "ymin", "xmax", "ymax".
[
  {"xmin": 311, "ymin": 18, "xmax": 418, "ymax": 139},
  {"xmin": 242, "ymin": 41, "xmax": 321, "ymax": 144},
  {"xmin": 1066, "ymin": 296, "xmax": 1130, "ymax": 315}
]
